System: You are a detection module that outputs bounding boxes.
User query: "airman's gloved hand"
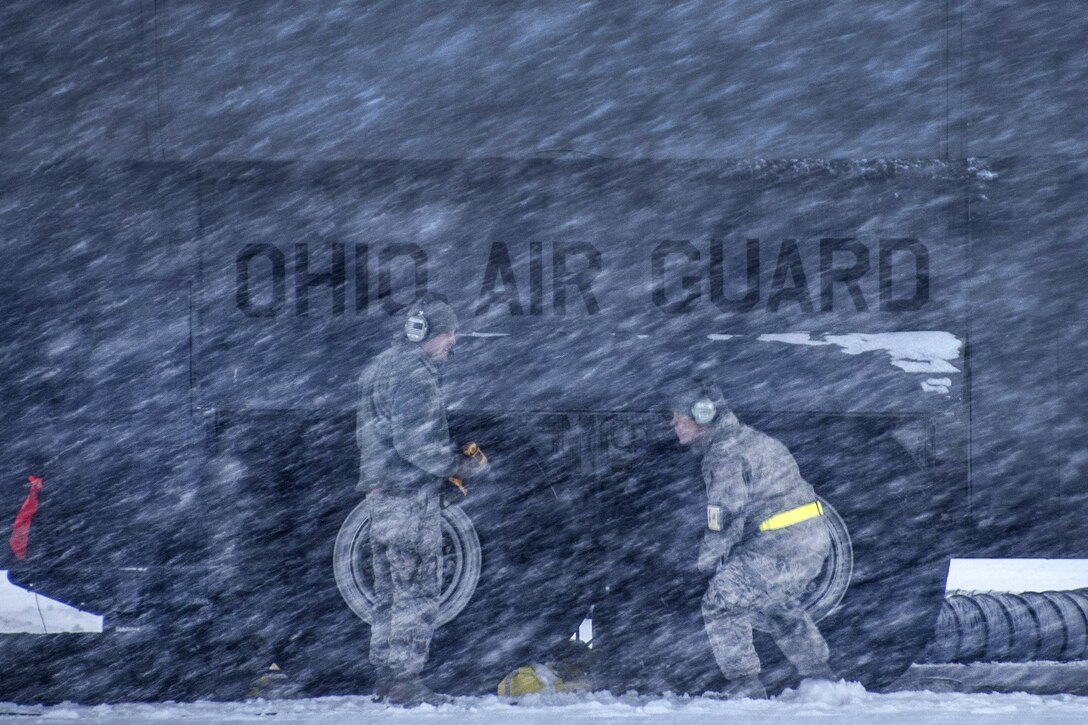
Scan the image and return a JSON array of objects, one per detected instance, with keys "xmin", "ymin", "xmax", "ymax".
[
  {"xmin": 455, "ymin": 442, "xmax": 488, "ymax": 480},
  {"xmin": 443, "ymin": 443, "xmax": 488, "ymax": 505},
  {"xmin": 455, "ymin": 455, "xmax": 487, "ymax": 482}
]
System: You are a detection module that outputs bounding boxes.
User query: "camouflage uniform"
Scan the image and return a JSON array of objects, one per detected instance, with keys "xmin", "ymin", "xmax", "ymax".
[
  {"xmin": 697, "ymin": 412, "xmax": 832, "ymax": 680},
  {"xmin": 357, "ymin": 342, "xmax": 458, "ymax": 678}
]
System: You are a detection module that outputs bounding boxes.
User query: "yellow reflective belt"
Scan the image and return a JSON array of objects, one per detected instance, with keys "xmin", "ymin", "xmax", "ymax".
[{"xmin": 758, "ymin": 500, "xmax": 824, "ymax": 532}]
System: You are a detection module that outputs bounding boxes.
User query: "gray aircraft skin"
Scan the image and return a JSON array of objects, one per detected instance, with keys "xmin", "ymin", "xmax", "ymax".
[{"xmin": 0, "ymin": 1, "xmax": 1084, "ymax": 702}]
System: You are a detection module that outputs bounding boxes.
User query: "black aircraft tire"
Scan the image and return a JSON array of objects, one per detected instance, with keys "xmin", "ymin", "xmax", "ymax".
[
  {"xmin": 755, "ymin": 521, "xmax": 948, "ymax": 695},
  {"xmin": 333, "ymin": 502, "xmax": 483, "ymax": 629},
  {"xmin": 755, "ymin": 426, "xmax": 950, "ymax": 695},
  {"xmin": 333, "ymin": 418, "xmax": 594, "ymax": 696}
]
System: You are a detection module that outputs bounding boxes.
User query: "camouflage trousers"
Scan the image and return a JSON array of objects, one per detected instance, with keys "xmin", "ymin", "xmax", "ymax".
[
  {"xmin": 367, "ymin": 489, "xmax": 442, "ymax": 678},
  {"xmin": 702, "ymin": 541, "xmax": 830, "ymax": 680}
]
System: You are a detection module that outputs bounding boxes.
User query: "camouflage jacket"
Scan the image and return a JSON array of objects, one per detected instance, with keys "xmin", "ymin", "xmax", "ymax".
[
  {"xmin": 697, "ymin": 414, "xmax": 824, "ymax": 573},
  {"xmin": 356, "ymin": 342, "xmax": 458, "ymax": 494}
]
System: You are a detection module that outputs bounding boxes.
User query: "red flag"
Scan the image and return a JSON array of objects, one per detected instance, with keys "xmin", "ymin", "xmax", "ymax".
[{"xmin": 10, "ymin": 475, "xmax": 43, "ymax": 561}]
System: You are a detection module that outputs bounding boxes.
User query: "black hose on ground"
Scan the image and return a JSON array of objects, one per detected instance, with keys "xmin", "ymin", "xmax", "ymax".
[{"xmin": 923, "ymin": 589, "xmax": 1088, "ymax": 663}]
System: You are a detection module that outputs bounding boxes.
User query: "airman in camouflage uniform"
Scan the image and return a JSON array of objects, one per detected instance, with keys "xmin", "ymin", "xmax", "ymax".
[
  {"xmin": 356, "ymin": 299, "xmax": 482, "ymax": 705},
  {"xmin": 670, "ymin": 381, "xmax": 834, "ymax": 699}
]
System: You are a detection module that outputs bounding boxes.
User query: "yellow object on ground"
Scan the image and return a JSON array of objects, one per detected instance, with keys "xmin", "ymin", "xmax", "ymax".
[
  {"xmin": 497, "ymin": 664, "xmax": 582, "ymax": 697},
  {"xmin": 246, "ymin": 663, "xmax": 295, "ymax": 700},
  {"xmin": 757, "ymin": 500, "xmax": 824, "ymax": 532}
]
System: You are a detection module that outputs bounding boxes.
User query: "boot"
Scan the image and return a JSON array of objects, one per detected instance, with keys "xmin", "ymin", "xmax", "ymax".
[
  {"xmin": 707, "ymin": 674, "xmax": 767, "ymax": 701},
  {"xmin": 372, "ymin": 667, "xmax": 396, "ymax": 700},
  {"xmin": 383, "ymin": 675, "xmax": 452, "ymax": 707}
]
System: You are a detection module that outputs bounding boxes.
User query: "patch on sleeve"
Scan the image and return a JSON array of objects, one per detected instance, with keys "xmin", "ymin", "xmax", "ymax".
[{"xmin": 707, "ymin": 505, "xmax": 722, "ymax": 532}]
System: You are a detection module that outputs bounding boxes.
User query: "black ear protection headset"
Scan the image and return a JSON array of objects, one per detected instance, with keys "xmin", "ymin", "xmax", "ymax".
[
  {"xmin": 690, "ymin": 378, "xmax": 723, "ymax": 426},
  {"xmin": 404, "ymin": 294, "xmax": 455, "ymax": 343},
  {"xmin": 691, "ymin": 396, "xmax": 718, "ymax": 425},
  {"xmin": 404, "ymin": 307, "xmax": 428, "ymax": 342}
]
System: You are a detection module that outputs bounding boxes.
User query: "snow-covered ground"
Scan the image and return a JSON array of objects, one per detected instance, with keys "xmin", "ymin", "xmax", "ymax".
[
  {"xmin": 5, "ymin": 561, "xmax": 1088, "ymax": 722},
  {"xmin": 5, "ymin": 681, "xmax": 1088, "ymax": 724},
  {"xmin": 945, "ymin": 559, "xmax": 1088, "ymax": 593}
]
